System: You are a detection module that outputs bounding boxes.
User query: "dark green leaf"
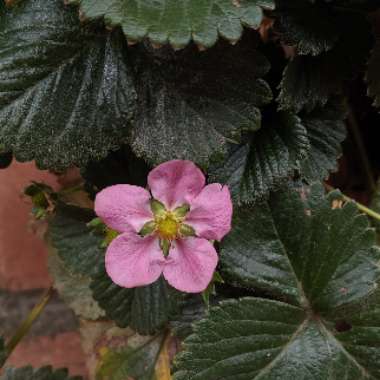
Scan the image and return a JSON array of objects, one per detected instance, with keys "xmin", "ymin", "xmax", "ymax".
[
  {"xmin": 174, "ymin": 297, "xmax": 380, "ymax": 380},
  {"xmin": 91, "ymin": 265, "xmax": 179, "ymax": 335},
  {"xmin": 131, "ymin": 37, "xmax": 272, "ymax": 167},
  {"xmin": 170, "ymin": 296, "xmax": 208, "ymax": 340},
  {"xmin": 81, "ymin": 146, "xmax": 150, "ymax": 197},
  {"xmin": 0, "ymin": 0, "xmax": 136, "ymax": 170},
  {"xmin": 274, "ymin": 0, "xmax": 339, "ymax": 56},
  {"xmin": 0, "ymin": 337, "xmax": 6, "ymax": 368},
  {"xmin": 48, "ymin": 203, "xmax": 104, "ymax": 277},
  {"xmin": 220, "ymin": 185, "xmax": 380, "ymax": 311},
  {"xmin": 68, "ymin": 0, "xmax": 274, "ymax": 49},
  {"xmin": 278, "ymin": 55, "xmax": 343, "ymax": 113},
  {"xmin": 0, "ymin": 366, "xmax": 82, "ymax": 380},
  {"xmin": 209, "ymin": 112, "xmax": 309, "ymax": 205},
  {"xmin": 300, "ymin": 109, "xmax": 346, "ymax": 182},
  {"xmin": 0, "ymin": 151, "xmax": 12, "ymax": 169}
]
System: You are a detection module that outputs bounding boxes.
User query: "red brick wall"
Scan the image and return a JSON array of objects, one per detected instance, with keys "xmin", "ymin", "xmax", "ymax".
[{"xmin": 0, "ymin": 161, "xmax": 88, "ymax": 378}]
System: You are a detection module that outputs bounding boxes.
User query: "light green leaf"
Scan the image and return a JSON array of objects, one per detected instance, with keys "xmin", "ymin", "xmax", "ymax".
[
  {"xmin": 68, "ymin": 0, "xmax": 274, "ymax": 49},
  {"xmin": 0, "ymin": 0, "xmax": 136, "ymax": 170},
  {"xmin": 209, "ymin": 112, "xmax": 309, "ymax": 204},
  {"xmin": 174, "ymin": 297, "xmax": 380, "ymax": 380},
  {"xmin": 0, "ymin": 366, "xmax": 82, "ymax": 380}
]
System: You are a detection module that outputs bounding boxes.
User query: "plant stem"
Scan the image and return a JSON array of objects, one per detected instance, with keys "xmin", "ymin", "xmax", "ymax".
[
  {"xmin": 346, "ymin": 105, "xmax": 376, "ymax": 194},
  {"xmin": 2, "ymin": 286, "xmax": 54, "ymax": 367},
  {"xmin": 325, "ymin": 184, "xmax": 380, "ymax": 222}
]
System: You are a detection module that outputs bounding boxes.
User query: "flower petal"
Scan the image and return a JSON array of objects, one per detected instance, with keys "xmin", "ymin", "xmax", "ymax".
[
  {"xmin": 148, "ymin": 160, "xmax": 205, "ymax": 209},
  {"xmin": 186, "ymin": 184, "xmax": 233, "ymax": 241},
  {"xmin": 163, "ymin": 237, "xmax": 218, "ymax": 293},
  {"xmin": 105, "ymin": 230, "xmax": 165, "ymax": 288},
  {"xmin": 95, "ymin": 184, "xmax": 153, "ymax": 233}
]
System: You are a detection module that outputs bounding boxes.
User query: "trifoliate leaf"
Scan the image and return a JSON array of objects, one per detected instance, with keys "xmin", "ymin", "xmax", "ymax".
[
  {"xmin": 96, "ymin": 334, "xmax": 165, "ymax": 380},
  {"xmin": 0, "ymin": 366, "xmax": 82, "ymax": 380},
  {"xmin": 274, "ymin": 0, "xmax": 339, "ymax": 56},
  {"xmin": 300, "ymin": 110, "xmax": 346, "ymax": 182},
  {"xmin": 91, "ymin": 265, "xmax": 179, "ymax": 335},
  {"xmin": 220, "ymin": 185, "xmax": 380, "ymax": 310},
  {"xmin": 0, "ymin": 0, "xmax": 136, "ymax": 170},
  {"xmin": 209, "ymin": 112, "xmax": 309, "ymax": 205},
  {"xmin": 173, "ymin": 297, "xmax": 380, "ymax": 380},
  {"xmin": 130, "ymin": 36, "xmax": 272, "ymax": 167},
  {"xmin": 68, "ymin": 0, "xmax": 274, "ymax": 49},
  {"xmin": 47, "ymin": 248, "xmax": 105, "ymax": 320},
  {"xmin": 48, "ymin": 203, "xmax": 104, "ymax": 277}
]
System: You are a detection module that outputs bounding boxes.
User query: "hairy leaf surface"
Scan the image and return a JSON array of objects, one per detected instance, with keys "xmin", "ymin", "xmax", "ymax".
[
  {"xmin": 48, "ymin": 203, "xmax": 104, "ymax": 277},
  {"xmin": 130, "ymin": 37, "xmax": 272, "ymax": 167},
  {"xmin": 68, "ymin": 0, "xmax": 274, "ymax": 49},
  {"xmin": 0, "ymin": 0, "xmax": 136, "ymax": 170},
  {"xmin": 91, "ymin": 265, "xmax": 178, "ymax": 335},
  {"xmin": 220, "ymin": 185, "xmax": 380, "ymax": 310},
  {"xmin": 174, "ymin": 297, "xmax": 380, "ymax": 380},
  {"xmin": 209, "ymin": 112, "xmax": 309, "ymax": 204}
]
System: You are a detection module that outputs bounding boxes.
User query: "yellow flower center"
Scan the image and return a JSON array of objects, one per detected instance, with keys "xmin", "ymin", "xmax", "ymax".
[{"xmin": 157, "ymin": 214, "xmax": 179, "ymax": 240}]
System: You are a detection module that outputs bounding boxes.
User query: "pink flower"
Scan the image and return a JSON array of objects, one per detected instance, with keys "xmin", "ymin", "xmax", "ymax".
[{"xmin": 94, "ymin": 160, "xmax": 233, "ymax": 293}]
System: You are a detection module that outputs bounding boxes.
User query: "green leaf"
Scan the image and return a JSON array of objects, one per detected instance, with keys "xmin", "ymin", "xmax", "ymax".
[
  {"xmin": 220, "ymin": 185, "xmax": 380, "ymax": 310},
  {"xmin": 130, "ymin": 36, "xmax": 272, "ymax": 167},
  {"xmin": 0, "ymin": 366, "xmax": 82, "ymax": 380},
  {"xmin": 82, "ymin": 146, "xmax": 150, "ymax": 195},
  {"xmin": 48, "ymin": 203, "xmax": 104, "ymax": 277},
  {"xmin": 274, "ymin": 0, "xmax": 339, "ymax": 56},
  {"xmin": 300, "ymin": 108, "xmax": 346, "ymax": 182},
  {"xmin": 170, "ymin": 296, "xmax": 208, "ymax": 340},
  {"xmin": 47, "ymin": 248, "xmax": 105, "ymax": 320},
  {"xmin": 278, "ymin": 55, "xmax": 343, "ymax": 113},
  {"xmin": 0, "ymin": 0, "xmax": 136, "ymax": 170},
  {"xmin": 96, "ymin": 334, "xmax": 164, "ymax": 380},
  {"xmin": 174, "ymin": 297, "xmax": 380, "ymax": 380},
  {"xmin": 209, "ymin": 112, "xmax": 309, "ymax": 205},
  {"xmin": 68, "ymin": 0, "xmax": 274, "ymax": 49},
  {"xmin": 91, "ymin": 264, "xmax": 179, "ymax": 335}
]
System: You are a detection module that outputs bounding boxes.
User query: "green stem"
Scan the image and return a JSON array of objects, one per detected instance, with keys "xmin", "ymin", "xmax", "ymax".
[
  {"xmin": 346, "ymin": 105, "xmax": 376, "ymax": 194},
  {"xmin": 2, "ymin": 287, "xmax": 54, "ymax": 367},
  {"xmin": 325, "ymin": 184, "xmax": 380, "ymax": 222}
]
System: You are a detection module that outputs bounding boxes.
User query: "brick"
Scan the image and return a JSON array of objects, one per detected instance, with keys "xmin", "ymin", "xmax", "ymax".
[
  {"xmin": 5, "ymin": 332, "xmax": 88, "ymax": 379},
  {"xmin": 0, "ymin": 161, "xmax": 59, "ymax": 290}
]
